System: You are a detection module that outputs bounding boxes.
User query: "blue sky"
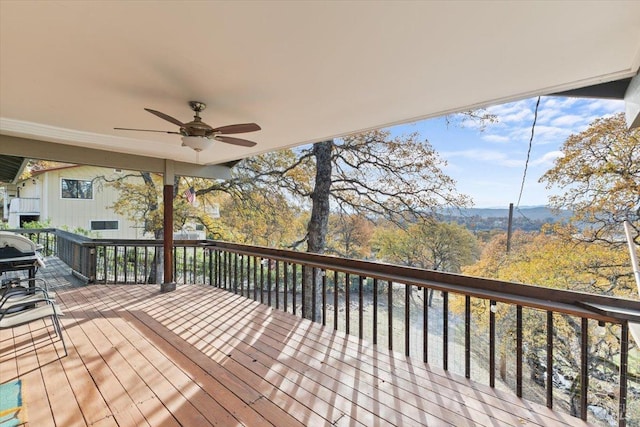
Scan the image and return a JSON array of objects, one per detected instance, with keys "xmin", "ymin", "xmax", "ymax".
[{"xmin": 389, "ymin": 96, "xmax": 625, "ymax": 208}]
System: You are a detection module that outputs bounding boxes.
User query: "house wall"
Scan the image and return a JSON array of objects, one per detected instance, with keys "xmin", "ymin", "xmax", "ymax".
[{"xmin": 26, "ymin": 166, "xmax": 148, "ymax": 239}]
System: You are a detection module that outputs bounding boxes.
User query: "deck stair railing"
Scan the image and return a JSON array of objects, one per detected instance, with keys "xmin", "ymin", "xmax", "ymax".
[{"xmin": 7, "ymin": 228, "xmax": 640, "ymax": 427}]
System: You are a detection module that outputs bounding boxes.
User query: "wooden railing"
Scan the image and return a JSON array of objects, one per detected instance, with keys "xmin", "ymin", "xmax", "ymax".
[{"xmin": 7, "ymin": 229, "xmax": 640, "ymax": 426}]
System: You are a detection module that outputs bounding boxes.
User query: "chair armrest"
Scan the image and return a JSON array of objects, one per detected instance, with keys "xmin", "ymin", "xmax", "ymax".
[
  {"xmin": 0, "ymin": 294, "xmax": 55, "ymax": 310},
  {"xmin": 0, "ymin": 286, "xmax": 53, "ymax": 306}
]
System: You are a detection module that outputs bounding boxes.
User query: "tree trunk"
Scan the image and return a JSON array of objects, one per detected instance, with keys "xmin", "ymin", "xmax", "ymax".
[
  {"xmin": 303, "ymin": 140, "xmax": 333, "ymax": 320},
  {"xmin": 139, "ymin": 172, "xmax": 162, "ymax": 284}
]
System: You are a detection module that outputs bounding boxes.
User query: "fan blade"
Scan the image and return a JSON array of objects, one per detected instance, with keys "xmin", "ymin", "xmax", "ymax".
[
  {"xmin": 215, "ymin": 135, "xmax": 257, "ymax": 147},
  {"xmin": 114, "ymin": 127, "xmax": 181, "ymax": 134},
  {"xmin": 144, "ymin": 108, "xmax": 185, "ymax": 127},
  {"xmin": 211, "ymin": 123, "xmax": 261, "ymax": 134}
]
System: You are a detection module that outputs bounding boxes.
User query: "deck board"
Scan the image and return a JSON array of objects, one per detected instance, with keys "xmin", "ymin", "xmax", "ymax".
[{"xmin": 1, "ymin": 261, "xmax": 595, "ymax": 427}]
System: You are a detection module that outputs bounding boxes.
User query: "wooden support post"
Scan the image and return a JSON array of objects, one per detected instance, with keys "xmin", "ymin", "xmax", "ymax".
[{"xmin": 161, "ymin": 160, "xmax": 176, "ymax": 292}]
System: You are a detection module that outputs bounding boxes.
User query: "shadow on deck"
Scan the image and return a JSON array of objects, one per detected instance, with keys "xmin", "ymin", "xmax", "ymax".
[{"xmin": 0, "ymin": 257, "xmax": 591, "ymax": 426}]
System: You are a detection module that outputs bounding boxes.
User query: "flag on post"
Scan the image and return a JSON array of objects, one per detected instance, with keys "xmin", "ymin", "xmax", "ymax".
[{"xmin": 184, "ymin": 186, "xmax": 196, "ymax": 205}]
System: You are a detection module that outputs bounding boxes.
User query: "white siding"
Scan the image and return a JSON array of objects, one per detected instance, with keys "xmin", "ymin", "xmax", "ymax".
[{"xmin": 35, "ymin": 166, "xmax": 149, "ymax": 239}]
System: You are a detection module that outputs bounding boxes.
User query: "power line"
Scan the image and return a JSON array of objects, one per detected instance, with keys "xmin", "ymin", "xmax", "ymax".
[{"xmin": 516, "ymin": 96, "xmax": 541, "ymax": 207}]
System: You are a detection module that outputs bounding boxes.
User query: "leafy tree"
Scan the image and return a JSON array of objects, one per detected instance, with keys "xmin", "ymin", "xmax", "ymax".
[
  {"xmin": 106, "ymin": 171, "xmax": 202, "ymax": 282},
  {"xmin": 106, "ymin": 118, "xmax": 485, "ymax": 318},
  {"xmin": 375, "ymin": 220, "xmax": 479, "ymax": 272},
  {"xmin": 326, "ymin": 213, "xmax": 374, "ymax": 259},
  {"xmin": 374, "ymin": 219, "xmax": 480, "ymax": 305},
  {"xmin": 222, "ymin": 130, "xmax": 471, "ymax": 318},
  {"xmin": 540, "ymin": 113, "xmax": 640, "ymax": 244},
  {"xmin": 216, "ymin": 190, "xmax": 307, "ymax": 247},
  {"xmin": 463, "ymin": 229, "xmax": 637, "ymax": 420}
]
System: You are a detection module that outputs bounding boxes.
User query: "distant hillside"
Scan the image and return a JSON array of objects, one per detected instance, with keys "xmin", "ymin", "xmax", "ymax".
[
  {"xmin": 438, "ymin": 206, "xmax": 572, "ymax": 232},
  {"xmin": 444, "ymin": 206, "xmax": 572, "ymax": 221}
]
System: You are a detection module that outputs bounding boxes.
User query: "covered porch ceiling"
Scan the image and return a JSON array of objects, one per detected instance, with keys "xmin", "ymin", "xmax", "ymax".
[{"xmin": 1, "ymin": 1, "xmax": 640, "ymax": 175}]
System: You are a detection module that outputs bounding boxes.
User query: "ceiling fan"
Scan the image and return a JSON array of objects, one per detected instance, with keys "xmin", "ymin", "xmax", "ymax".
[{"xmin": 115, "ymin": 101, "xmax": 260, "ymax": 151}]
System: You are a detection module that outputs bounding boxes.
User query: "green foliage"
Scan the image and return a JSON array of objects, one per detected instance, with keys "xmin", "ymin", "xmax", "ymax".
[
  {"xmin": 462, "ymin": 227, "xmax": 637, "ymax": 421},
  {"xmin": 373, "ymin": 220, "xmax": 479, "ymax": 272},
  {"xmin": 20, "ymin": 219, "xmax": 52, "ymax": 229},
  {"xmin": 464, "ymin": 228, "xmax": 635, "ymax": 297},
  {"xmin": 326, "ymin": 213, "xmax": 374, "ymax": 259},
  {"xmin": 215, "ymin": 190, "xmax": 307, "ymax": 248}
]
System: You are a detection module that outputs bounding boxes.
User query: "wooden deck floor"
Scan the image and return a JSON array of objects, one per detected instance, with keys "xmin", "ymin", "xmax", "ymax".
[{"xmin": 1, "ymin": 261, "xmax": 591, "ymax": 426}]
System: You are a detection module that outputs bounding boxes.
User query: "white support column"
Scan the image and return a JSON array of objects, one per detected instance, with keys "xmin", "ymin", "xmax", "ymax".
[{"xmin": 625, "ymin": 72, "xmax": 640, "ymax": 129}]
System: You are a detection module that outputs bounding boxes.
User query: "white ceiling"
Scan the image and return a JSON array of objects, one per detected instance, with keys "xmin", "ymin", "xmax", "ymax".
[{"xmin": 1, "ymin": 1, "xmax": 639, "ymax": 166}]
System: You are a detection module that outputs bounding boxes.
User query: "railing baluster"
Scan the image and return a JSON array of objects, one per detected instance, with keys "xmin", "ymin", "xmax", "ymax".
[
  {"xmin": 133, "ymin": 246, "xmax": 138, "ymax": 284},
  {"xmin": 234, "ymin": 252, "xmax": 239, "ymax": 294},
  {"xmin": 201, "ymin": 247, "xmax": 204, "ymax": 284},
  {"xmin": 345, "ymin": 273, "xmax": 350, "ymax": 335},
  {"xmin": 122, "ymin": 246, "xmax": 129, "ymax": 285},
  {"xmin": 423, "ymin": 287, "xmax": 428, "ymax": 363},
  {"xmin": 240, "ymin": 255, "xmax": 245, "ymax": 296},
  {"xmin": 193, "ymin": 246, "xmax": 197, "ymax": 283},
  {"xmin": 245, "ymin": 254, "xmax": 250, "ymax": 296},
  {"xmin": 443, "ymin": 291, "xmax": 448, "ymax": 371},
  {"xmin": 276, "ymin": 260, "xmax": 280, "ymax": 310},
  {"xmin": 619, "ymin": 321, "xmax": 629, "ymax": 427},
  {"xmin": 388, "ymin": 280, "xmax": 393, "ymax": 351},
  {"xmin": 405, "ymin": 283, "xmax": 410, "ymax": 356},
  {"xmin": 182, "ymin": 245, "xmax": 187, "ymax": 284},
  {"xmin": 312, "ymin": 267, "xmax": 317, "ymax": 322},
  {"xmin": 546, "ymin": 310, "xmax": 553, "ymax": 408},
  {"xmin": 284, "ymin": 262, "xmax": 289, "ymax": 312},
  {"xmin": 292, "ymin": 263, "xmax": 297, "ymax": 315},
  {"xmin": 490, "ymin": 300, "xmax": 496, "ymax": 388},
  {"xmin": 114, "ymin": 246, "xmax": 119, "ymax": 284},
  {"xmin": 221, "ymin": 251, "xmax": 225, "ymax": 288},
  {"xmin": 301, "ymin": 265, "xmax": 307, "ymax": 318},
  {"xmin": 465, "ymin": 295, "xmax": 471, "ymax": 379},
  {"xmin": 373, "ymin": 278, "xmax": 378, "ymax": 345},
  {"xmin": 214, "ymin": 250, "xmax": 219, "ymax": 287},
  {"xmin": 517, "ymin": 305, "xmax": 523, "ymax": 398},
  {"xmin": 359, "ymin": 276, "xmax": 365, "ymax": 340},
  {"xmin": 208, "ymin": 248, "xmax": 213, "ymax": 286},
  {"xmin": 221, "ymin": 250, "xmax": 226, "ymax": 288},
  {"xmin": 334, "ymin": 271, "xmax": 339, "ymax": 331},
  {"xmin": 217, "ymin": 251, "xmax": 222, "ymax": 288},
  {"xmin": 267, "ymin": 258, "xmax": 273, "ymax": 306},
  {"xmin": 253, "ymin": 256, "xmax": 258, "ymax": 300},
  {"xmin": 260, "ymin": 257, "xmax": 265, "ymax": 304},
  {"xmin": 322, "ymin": 270, "xmax": 327, "ymax": 326},
  {"xmin": 104, "ymin": 245, "xmax": 108, "ymax": 284},
  {"xmin": 227, "ymin": 251, "xmax": 232, "ymax": 290},
  {"xmin": 580, "ymin": 317, "xmax": 588, "ymax": 421}
]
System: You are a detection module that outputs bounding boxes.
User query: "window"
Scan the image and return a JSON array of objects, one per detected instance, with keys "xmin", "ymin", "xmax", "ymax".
[
  {"xmin": 61, "ymin": 179, "xmax": 93, "ymax": 199},
  {"xmin": 90, "ymin": 220, "xmax": 118, "ymax": 231}
]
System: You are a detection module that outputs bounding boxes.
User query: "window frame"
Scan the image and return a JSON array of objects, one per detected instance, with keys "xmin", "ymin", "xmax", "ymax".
[
  {"xmin": 60, "ymin": 178, "xmax": 94, "ymax": 200},
  {"xmin": 90, "ymin": 220, "xmax": 119, "ymax": 231}
]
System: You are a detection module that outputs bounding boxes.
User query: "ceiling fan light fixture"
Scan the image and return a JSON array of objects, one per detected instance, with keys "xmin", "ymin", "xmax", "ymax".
[{"xmin": 181, "ymin": 135, "xmax": 211, "ymax": 152}]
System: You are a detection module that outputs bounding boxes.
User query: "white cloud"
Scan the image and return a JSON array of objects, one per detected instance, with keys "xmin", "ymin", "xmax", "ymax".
[
  {"xmin": 550, "ymin": 114, "xmax": 586, "ymax": 127},
  {"xmin": 487, "ymin": 100, "xmax": 529, "ymax": 116},
  {"xmin": 440, "ymin": 149, "xmax": 523, "ymax": 168},
  {"xmin": 501, "ymin": 108, "xmax": 533, "ymax": 123},
  {"xmin": 481, "ymin": 134, "xmax": 510, "ymax": 143},
  {"xmin": 581, "ymin": 99, "xmax": 624, "ymax": 114},
  {"xmin": 541, "ymin": 97, "xmax": 579, "ymax": 110},
  {"xmin": 531, "ymin": 150, "xmax": 564, "ymax": 167}
]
